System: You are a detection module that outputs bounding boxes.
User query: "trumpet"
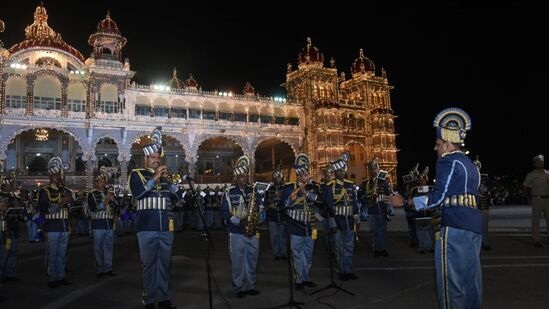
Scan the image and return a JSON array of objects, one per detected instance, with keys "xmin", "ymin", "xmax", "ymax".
[{"xmin": 161, "ymin": 171, "xmax": 182, "ymax": 184}]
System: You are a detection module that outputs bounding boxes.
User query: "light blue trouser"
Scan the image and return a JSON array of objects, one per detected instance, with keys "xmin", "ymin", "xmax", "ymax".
[
  {"xmin": 290, "ymin": 234, "xmax": 314, "ymax": 284},
  {"xmin": 368, "ymin": 214, "xmax": 387, "ymax": 251},
  {"xmin": 435, "ymin": 226, "xmax": 482, "ymax": 309},
  {"xmin": 416, "ymin": 218, "xmax": 434, "ymax": 251},
  {"xmin": 46, "ymin": 232, "xmax": 69, "ymax": 282},
  {"xmin": 93, "ymin": 229, "xmax": 114, "ymax": 273},
  {"xmin": 137, "ymin": 231, "xmax": 173, "ymax": 305},
  {"xmin": 76, "ymin": 219, "xmax": 89, "ymax": 235},
  {"xmin": 229, "ymin": 233, "xmax": 259, "ymax": 293},
  {"xmin": 27, "ymin": 220, "xmax": 39, "ymax": 241},
  {"xmin": 269, "ymin": 221, "xmax": 287, "ymax": 258},
  {"xmin": 1, "ymin": 236, "xmax": 18, "ymax": 279},
  {"xmin": 335, "ymin": 230, "xmax": 354, "ymax": 274},
  {"xmin": 174, "ymin": 211, "xmax": 185, "ymax": 232},
  {"xmin": 137, "ymin": 231, "xmax": 174, "ymax": 305}
]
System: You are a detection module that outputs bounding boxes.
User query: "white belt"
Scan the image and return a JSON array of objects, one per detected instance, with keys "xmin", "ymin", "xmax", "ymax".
[
  {"xmin": 137, "ymin": 197, "xmax": 168, "ymax": 210},
  {"xmin": 45, "ymin": 208, "xmax": 69, "ymax": 219},
  {"xmin": 287, "ymin": 209, "xmax": 312, "ymax": 223},
  {"xmin": 90, "ymin": 210, "xmax": 114, "ymax": 220},
  {"xmin": 335, "ymin": 205, "xmax": 353, "ymax": 216}
]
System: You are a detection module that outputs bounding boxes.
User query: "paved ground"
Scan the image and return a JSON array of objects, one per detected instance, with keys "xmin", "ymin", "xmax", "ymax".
[{"xmin": 1, "ymin": 206, "xmax": 549, "ymax": 309}]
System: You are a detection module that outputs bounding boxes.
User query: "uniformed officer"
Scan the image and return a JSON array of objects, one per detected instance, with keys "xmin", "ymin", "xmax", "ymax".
[
  {"xmin": 387, "ymin": 107, "xmax": 483, "ymax": 309},
  {"xmin": 265, "ymin": 166, "xmax": 287, "ymax": 260},
  {"xmin": 281, "ymin": 153, "xmax": 319, "ymax": 290},
  {"xmin": 0, "ymin": 173, "xmax": 21, "ymax": 282},
  {"xmin": 88, "ymin": 169, "xmax": 117, "ymax": 277},
  {"xmin": 38, "ymin": 157, "xmax": 73, "ymax": 288},
  {"xmin": 359, "ymin": 159, "xmax": 391, "ymax": 257},
  {"xmin": 323, "ymin": 151, "xmax": 360, "ymax": 281},
  {"xmin": 522, "ymin": 154, "xmax": 549, "ymax": 247},
  {"xmin": 221, "ymin": 156, "xmax": 264, "ymax": 298},
  {"xmin": 475, "ymin": 157, "xmax": 492, "ymax": 250},
  {"xmin": 129, "ymin": 127, "xmax": 181, "ymax": 309}
]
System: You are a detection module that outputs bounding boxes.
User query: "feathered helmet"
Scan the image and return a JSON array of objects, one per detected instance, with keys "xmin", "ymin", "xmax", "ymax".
[
  {"xmin": 1, "ymin": 173, "xmax": 13, "ymax": 186},
  {"xmin": 234, "ymin": 156, "xmax": 250, "ymax": 176},
  {"xmin": 433, "ymin": 107, "xmax": 472, "ymax": 144},
  {"xmin": 48, "ymin": 157, "xmax": 70, "ymax": 176},
  {"xmin": 368, "ymin": 158, "xmax": 379, "ymax": 170},
  {"xmin": 293, "ymin": 153, "xmax": 310, "ymax": 176},
  {"xmin": 143, "ymin": 127, "xmax": 164, "ymax": 157},
  {"xmin": 96, "ymin": 166, "xmax": 109, "ymax": 182},
  {"xmin": 331, "ymin": 151, "xmax": 350, "ymax": 172},
  {"xmin": 272, "ymin": 164, "xmax": 283, "ymax": 179}
]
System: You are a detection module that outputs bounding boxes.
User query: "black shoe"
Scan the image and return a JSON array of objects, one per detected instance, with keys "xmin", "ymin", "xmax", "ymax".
[
  {"xmin": 158, "ymin": 300, "xmax": 176, "ymax": 309},
  {"xmin": 381, "ymin": 250, "xmax": 389, "ymax": 257},
  {"xmin": 58, "ymin": 279, "xmax": 72, "ymax": 286},
  {"xmin": 339, "ymin": 273, "xmax": 350, "ymax": 281},
  {"xmin": 247, "ymin": 289, "xmax": 261, "ymax": 296},
  {"xmin": 97, "ymin": 272, "xmax": 105, "ymax": 278},
  {"xmin": 237, "ymin": 291, "xmax": 247, "ymax": 298},
  {"xmin": 534, "ymin": 242, "xmax": 543, "ymax": 248},
  {"xmin": 347, "ymin": 273, "xmax": 359, "ymax": 280},
  {"xmin": 105, "ymin": 270, "xmax": 117, "ymax": 276},
  {"xmin": 144, "ymin": 303, "xmax": 156, "ymax": 309},
  {"xmin": 303, "ymin": 281, "xmax": 317, "ymax": 287},
  {"xmin": 48, "ymin": 281, "xmax": 60, "ymax": 288},
  {"xmin": 294, "ymin": 283, "xmax": 304, "ymax": 290},
  {"xmin": 409, "ymin": 242, "xmax": 417, "ymax": 248}
]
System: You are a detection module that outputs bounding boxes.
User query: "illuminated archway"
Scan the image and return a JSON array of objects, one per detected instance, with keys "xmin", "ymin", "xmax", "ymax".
[
  {"xmin": 196, "ymin": 137, "xmax": 244, "ymax": 183},
  {"xmin": 253, "ymin": 138, "xmax": 296, "ymax": 182}
]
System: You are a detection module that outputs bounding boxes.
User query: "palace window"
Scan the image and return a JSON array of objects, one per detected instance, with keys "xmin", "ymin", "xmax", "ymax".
[
  {"xmin": 287, "ymin": 118, "xmax": 299, "ymax": 126},
  {"xmin": 203, "ymin": 110, "xmax": 216, "ymax": 120},
  {"xmin": 33, "ymin": 96, "xmax": 61, "ymax": 110},
  {"xmin": 68, "ymin": 99, "xmax": 86, "ymax": 112},
  {"xmin": 171, "ymin": 108, "xmax": 186, "ymax": 118},
  {"xmin": 234, "ymin": 113, "xmax": 247, "ymax": 122},
  {"xmin": 154, "ymin": 107, "xmax": 169, "ymax": 117},
  {"xmin": 101, "ymin": 101, "xmax": 118, "ymax": 113},
  {"xmin": 189, "ymin": 109, "xmax": 201, "ymax": 119},
  {"xmin": 219, "ymin": 112, "xmax": 232, "ymax": 121},
  {"xmin": 135, "ymin": 105, "xmax": 150, "ymax": 116},
  {"xmin": 275, "ymin": 116, "xmax": 285, "ymax": 125},
  {"xmin": 260, "ymin": 115, "xmax": 272, "ymax": 124},
  {"xmin": 5, "ymin": 95, "xmax": 26, "ymax": 108},
  {"xmin": 249, "ymin": 114, "xmax": 259, "ymax": 123}
]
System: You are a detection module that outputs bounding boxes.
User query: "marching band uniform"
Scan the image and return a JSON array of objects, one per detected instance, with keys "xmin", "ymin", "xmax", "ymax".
[
  {"xmin": 359, "ymin": 159, "xmax": 391, "ymax": 257},
  {"xmin": 38, "ymin": 157, "xmax": 73, "ymax": 288},
  {"xmin": 1, "ymin": 175, "xmax": 20, "ymax": 282},
  {"xmin": 129, "ymin": 128, "xmax": 181, "ymax": 309},
  {"xmin": 266, "ymin": 167, "xmax": 288, "ymax": 260},
  {"xmin": 88, "ymin": 171, "xmax": 117, "ymax": 277},
  {"xmin": 412, "ymin": 108, "xmax": 482, "ymax": 309},
  {"xmin": 221, "ymin": 156, "xmax": 264, "ymax": 298},
  {"xmin": 323, "ymin": 152, "xmax": 360, "ymax": 280},
  {"xmin": 475, "ymin": 158, "xmax": 492, "ymax": 250},
  {"xmin": 281, "ymin": 153, "xmax": 318, "ymax": 290}
]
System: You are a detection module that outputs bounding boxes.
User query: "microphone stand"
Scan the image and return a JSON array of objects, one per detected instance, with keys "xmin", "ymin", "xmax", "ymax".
[
  {"xmin": 309, "ymin": 184, "xmax": 354, "ymax": 297},
  {"xmin": 187, "ymin": 179, "xmax": 214, "ymax": 309},
  {"xmin": 271, "ymin": 204, "xmax": 306, "ymax": 309}
]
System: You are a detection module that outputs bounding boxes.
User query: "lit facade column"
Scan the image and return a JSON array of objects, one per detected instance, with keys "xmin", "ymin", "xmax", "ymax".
[
  {"xmin": 86, "ymin": 155, "xmax": 94, "ymax": 191},
  {"xmin": 0, "ymin": 57, "xmax": 5, "ymax": 114},
  {"xmin": 61, "ymin": 79, "xmax": 68, "ymax": 117},
  {"xmin": 26, "ymin": 75, "xmax": 34, "ymax": 116},
  {"xmin": 119, "ymin": 157, "xmax": 128, "ymax": 188}
]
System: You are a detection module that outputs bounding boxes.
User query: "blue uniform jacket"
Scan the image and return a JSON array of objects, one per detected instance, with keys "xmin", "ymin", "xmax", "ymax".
[
  {"xmin": 422, "ymin": 151, "xmax": 482, "ymax": 234},
  {"xmin": 358, "ymin": 178, "xmax": 390, "ymax": 215},
  {"xmin": 38, "ymin": 185, "xmax": 71, "ymax": 233},
  {"xmin": 129, "ymin": 168, "xmax": 182, "ymax": 232},
  {"xmin": 87, "ymin": 188, "xmax": 116, "ymax": 230},
  {"xmin": 265, "ymin": 184, "xmax": 285, "ymax": 223},
  {"xmin": 221, "ymin": 185, "xmax": 262, "ymax": 236},
  {"xmin": 280, "ymin": 182, "xmax": 317, "ymax": 237},
  {"xmin": 323, "ymin": 179, "xmax": 358, "ymax": 231},
  {"xmin": 1, "ymin": 192, "xmax": 20, "ymax": 239}
]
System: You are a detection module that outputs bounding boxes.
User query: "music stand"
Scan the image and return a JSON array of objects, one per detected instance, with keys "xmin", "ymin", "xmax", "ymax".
[{"xmin": 309, "ymin": 188, "xmax": 354, "ymax": 297}]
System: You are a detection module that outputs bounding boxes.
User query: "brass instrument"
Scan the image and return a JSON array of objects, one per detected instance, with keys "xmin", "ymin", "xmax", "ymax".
[
  {"xmin": 243, "ymin": 182, "xmax": 270, "ymax": 237},
  {"xmin": 289, "ymin": 182, "xmax": 318, "ymax": 224}
]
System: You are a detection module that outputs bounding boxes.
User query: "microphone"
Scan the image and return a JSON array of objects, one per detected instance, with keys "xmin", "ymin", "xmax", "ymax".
[{"xmin": 182, "ymin": 175, "xmax": 194, "ymax": 181}]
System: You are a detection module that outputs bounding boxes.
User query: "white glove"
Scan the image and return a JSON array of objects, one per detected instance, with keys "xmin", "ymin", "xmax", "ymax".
[
  {"xmin": 230, "ymin": 216, "xmax": 241, "ymax": 226},
  {"xmin": 314, "ymin": 213, "xmax": 324, "ymax": 222}
]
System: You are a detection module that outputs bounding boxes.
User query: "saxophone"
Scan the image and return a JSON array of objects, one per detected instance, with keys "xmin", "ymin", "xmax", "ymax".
[{"xmin": 243, "ymin": 182, "xmax": 270, "ymax": 237}]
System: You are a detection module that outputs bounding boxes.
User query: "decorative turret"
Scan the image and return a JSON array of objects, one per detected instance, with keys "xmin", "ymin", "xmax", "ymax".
[
  {"xmin": 351, "ymin": 48, "xmax": 375, "ymax": 77},
  {"xmin": 88, "ymin": 11, "xmax": 127, "ymax": 61},
  {"xmin": 184, "ymin": 74, "xmax": 199, "ymax": 92},
  {"xmin": 243, "ymin": 82, "xmax": 255, "ymax": 98},
  {"xmin": 298, "ymin": 37, "xmax": 324, "ymax": 68},
  {"xmin": 168, "ymin": 67, "xmax": 184, "ymax": 89}
]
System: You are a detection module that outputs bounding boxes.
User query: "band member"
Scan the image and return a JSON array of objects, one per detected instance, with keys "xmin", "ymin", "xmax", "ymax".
[
  {"xmin": 319, "ymin": 165, "xmax": 335, "ymax": 253},
  {"xmin": 1, "ymin": 173, "xmax": 20, "ymax": 282},
  {"xmin": 212, "ymin": 185, "xmax": 224, "ymax": 230},
  {"xmin": 266, "ymin": 166, "xmax": 288, "ymax": 260},
  {"xmin": 359, "ymin": 159, "xmax": 391, "ymax": 257},
  {"xmin": 323, "ymin": 152, "xmax": 359, "ymax": 280},
  {"xmin": 403, "ymin": 164, "xmax": 433, "ymax": 253},
  {"xmin": 88, "ymin": 169, "xmax": 117, "ymax": 277},
  {"xmin": 25, "ymin": 190, "xmax": 39, "ymax": 242},
  {"xmin": 129, "ymin": 127, "xmax": 181, "ymax": 309},
  {"xmin": 221, "ymin": 156, "xmax": 263, "ymax": 298},
  {"xmin": 475, "ymin": 157, "xmax": 492, "ymax": 250},
  {"xmin": 38, "ymin": 157, "xmax": 73, "ymax": 288},
  {"xmin": 522, "ymin": 154, "xmax": 549, "ymax": 247},
  {"xmin": 387, "ymin": 107, "xmax": 483, "ymax": 309},
  {"xmin": 281, "ymin": 153, "xmax": 318, "ymax": 290}
]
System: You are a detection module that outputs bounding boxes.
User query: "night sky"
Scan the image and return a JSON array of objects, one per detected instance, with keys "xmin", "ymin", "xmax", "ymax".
[{"xmin": 0, "ymin": 1, "xmax": 545, "ymax": 180}]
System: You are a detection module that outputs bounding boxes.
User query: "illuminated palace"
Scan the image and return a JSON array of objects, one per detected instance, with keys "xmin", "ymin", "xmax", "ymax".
[{"xmin": 0, "ymin": 5, "xmax": 397, "ymax": 190}]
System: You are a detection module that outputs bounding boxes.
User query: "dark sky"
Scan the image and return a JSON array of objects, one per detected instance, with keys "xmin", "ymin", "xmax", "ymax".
[{"xmin": 1, "ymin": 1, "xmax": 545, "ymax": 180}]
